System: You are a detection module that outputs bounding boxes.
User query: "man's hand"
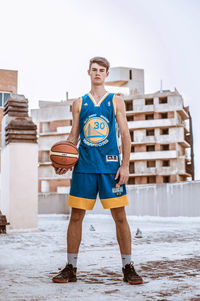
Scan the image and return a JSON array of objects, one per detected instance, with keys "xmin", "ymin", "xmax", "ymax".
[
  {"xmin": 115, "ymin": 165, "xmax": 129, "ymax": 186},
  {"xmin": 53, "ymin": 166, "xmax": 71, "ymax": 175}
]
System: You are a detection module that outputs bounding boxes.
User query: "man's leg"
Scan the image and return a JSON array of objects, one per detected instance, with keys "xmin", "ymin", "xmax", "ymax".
[
  {"xmin": 52, "ymin": 207, "xmax": 85, "ymax": 283},
  {"xmin": 110, "ymin": 206, "xmax": 131, "ymax": 255},
  {"xmin": 67, "ymin": 207, "xmax": 86, "ymax": 255},
  {"xmin": 111, "ymin": 206, "xmax": 143, "ymax": 285}
]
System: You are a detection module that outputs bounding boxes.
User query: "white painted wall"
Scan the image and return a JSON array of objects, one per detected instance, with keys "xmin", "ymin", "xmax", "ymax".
[
  {"xmin": 31, "ymin": 104, "xmax": 72, "ymax": 123},
  {"xmin": 1, "ymin": 143, "xmax": 38, "ymax": 229}
]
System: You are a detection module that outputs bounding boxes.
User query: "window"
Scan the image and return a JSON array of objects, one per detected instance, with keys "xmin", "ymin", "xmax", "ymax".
[
  {"xmin": 146, "ymin": 145, "xmax": 155, "ymax": 152},
  {"xmin": 4, "ymin": 93, "xmax": 10, "ymax": 104},
  {"xmin": 42, "ymin": 122, "xmax": 50, "ymax": 133},
  {"xmin": 145, "ymin": 113, "xmax": 154, "ymax": 120},
  {"xmin": 125, "ymin": 101, "xmax": 133, "ymax": 111},
  {"xmin": 131, "ymin": 145, "xmax": 135, "ymax": 152},
  {"xmin": 147, "ymin": 176, "xmax": 156, "ymax": 184},
  {"xmin": 147, "ymin": 160, "xmax": 156, "ymax": 167},
  {"xmin": 127, "ymin": 115, "xmax": 134, "ymax": 121},
  {"xmin": 160, "ymin": 113, "xmax": 168, "ymax": 119},
  {"xmin": 146, "ymin": 129, "xmax": 154, "ymax": 136},
  {"xmin": 41, "ymin": 180, "xmax": 50, "ymax": 193},
  {"xmin": 130, "ymin": 131, "xmax": 134, "ymax": 142},
  {"xmin": 57, "ymin": 186, "xmax": 68, "ymax": 193},
  {"xmin": 159, "ymin": 97, "xmax": 168, "ymax": 104},
  {"xmin": 0, "ymin": 92, "xmax": 11, "ymax": 107},
  {"xmin": 145, "ymin": 98, "xmax": 154, "ymax": 105},
  {"xmin": 162, "ymin": 160, "xmax": 170, "ymax": 167},
  {"xmin": 161, "ymin": 144, "xmax": 169, "ymax": 151},
  {"xmin": 41, "ymin": 151, "xmax": 50, "ymax": 162},
  {"xmin": 163, "ymin": 176, "xmax": 170, "ymax": 183},
  {"xmin": 129, "ymin": 70, "xmax": 132, "ymax": 80},
  {"xmin": 129, "ymin": 162, "xmax": 135, "ymax": 173},
  {"xmin": 160, "ymin": 128, "xmax": 169, "ymax": 135},
  {"xmin": 128, "ymin": 177, "xmax": 135, "ymax": 184}
]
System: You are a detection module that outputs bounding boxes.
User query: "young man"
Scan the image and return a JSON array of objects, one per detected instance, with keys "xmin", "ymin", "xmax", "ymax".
[{"xmin": 52, "ymin": 57, "xmax": 143, "ymax": 285}]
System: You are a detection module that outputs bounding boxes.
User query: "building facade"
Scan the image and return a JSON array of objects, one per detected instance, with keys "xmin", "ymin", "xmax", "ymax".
[
  {"xmin": 31, "ymin": 97, "xmax": 74, "ymax": 194},
  {"xmin": 124, "ymin": 90, "xmax": 193, "ymax": 184},
  {"xmin": 105, "ymin": 67, "xmax": 194, "ymax": 185}
]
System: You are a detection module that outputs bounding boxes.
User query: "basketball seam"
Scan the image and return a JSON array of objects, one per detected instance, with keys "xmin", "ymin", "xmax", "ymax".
[{"xmin": 50, "ymin": 151, "xmax": 79, "ymax": 158}]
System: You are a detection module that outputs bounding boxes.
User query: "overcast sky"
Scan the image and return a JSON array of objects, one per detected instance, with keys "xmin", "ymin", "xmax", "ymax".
[{"xmin": 0, "ymin": 0, "xmax": 200, "ymax": 179}]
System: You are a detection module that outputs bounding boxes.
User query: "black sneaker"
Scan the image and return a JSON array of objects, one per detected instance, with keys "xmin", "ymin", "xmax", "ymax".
[
  {"xmin": 122, "ymin": 262, "xmax": 143, "ymax": 285},
  {"xmin": 52, "ymin": 264, "xmax": 77, "ymax": 283}
]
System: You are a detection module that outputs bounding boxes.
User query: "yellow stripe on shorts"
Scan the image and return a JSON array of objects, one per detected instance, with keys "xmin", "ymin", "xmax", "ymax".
[
  {"xmin": 67, "ymin": 195, "xmax": 96, "ymax": 210},
  {"xmin": 101, "ymin": 194, "xmax": 129, "ymax": 209}
]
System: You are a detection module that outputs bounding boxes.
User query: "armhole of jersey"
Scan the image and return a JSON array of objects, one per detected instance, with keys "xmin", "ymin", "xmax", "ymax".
[
  {"xmin": 79, "ymin": 96, "xmax": 83, "ymax": 113},
  {"xmin": 112, "ymin": 94, "xmax": 116, "ymax": 116}
]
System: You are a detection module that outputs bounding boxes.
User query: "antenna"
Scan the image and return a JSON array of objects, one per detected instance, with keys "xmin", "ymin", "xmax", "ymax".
[{"xmin": 160, "ymin": 80, "xmax": 163, "ymax": 93}]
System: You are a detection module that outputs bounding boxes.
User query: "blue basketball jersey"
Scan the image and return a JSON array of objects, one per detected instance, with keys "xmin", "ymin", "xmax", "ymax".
[{"xmin": 73, "ymin": 92, "xmax": 121, "ymax": 173}]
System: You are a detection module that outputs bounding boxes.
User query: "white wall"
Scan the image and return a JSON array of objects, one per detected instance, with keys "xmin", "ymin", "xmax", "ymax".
[{"xmin": 38, "ymin": 181, "xmax": 200, "ymax": 217}]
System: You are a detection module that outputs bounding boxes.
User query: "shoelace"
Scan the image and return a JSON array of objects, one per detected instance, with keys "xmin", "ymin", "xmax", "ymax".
[{"xmin": 126, "ymin": 263, "xmax": 138, "ymax": 276}]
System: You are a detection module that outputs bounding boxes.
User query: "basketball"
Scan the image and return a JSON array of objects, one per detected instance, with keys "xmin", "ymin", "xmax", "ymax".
[{"xmin": 50, "ymin": 141, "xmax": 79, "ymax": 169}]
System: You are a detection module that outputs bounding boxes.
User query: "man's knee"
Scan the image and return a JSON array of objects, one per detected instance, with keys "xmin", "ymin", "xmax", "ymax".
[
  {"xmin": 70, "ymin": 208, "xmax": 86, "ymax": 223},
  {"xmin": 111, "ymin": 207, "xmax": 127, "ymax": 224}
]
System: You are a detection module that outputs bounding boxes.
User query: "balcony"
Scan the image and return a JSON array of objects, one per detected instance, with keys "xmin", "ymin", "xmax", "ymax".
[
  {"xmin": 177, "ymin": 107, "xmax": 189, "ymax": 120},
  {"xmin": 130, "ymin": 166, "xmax": 180, "ymax": 177},
  {"xmin": 128, "ymin": 118, "xmax": 184, "ymax": 130},
  {"xmin": 38, "ymin": 163, "xmax": 72, "ymax": 179},
  {"xmin": 130, "ymin": 150, "xmax": 177, "ymax": 161},
  {"xmin": 131, "ymin": 135, "xmax": 190, "ymax": 148},
  {"xmin": 132, "ymin": 98, "xmax": 189, "ymax": 118},
  {"xmin": 39, "ymin": 133, "xmax": 69, "ymax": 150},
  {"xmin": 132, "ymin": 104, "xmax": 155, "ymax": 113}
]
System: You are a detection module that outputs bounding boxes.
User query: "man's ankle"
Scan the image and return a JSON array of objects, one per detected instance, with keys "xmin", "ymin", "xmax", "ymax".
[{"xmin": 67, "ymin": 253, "xmax": 78, "ymax": 268}]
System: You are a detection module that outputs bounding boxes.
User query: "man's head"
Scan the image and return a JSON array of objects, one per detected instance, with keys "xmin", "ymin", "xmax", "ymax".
[
  {"xmin": 88, "ymin": 56, "xmax": 110, "ymax": 86},
  {"xmin": 89, "ymin": 56, "xmax": 110, "ymax": 72}
]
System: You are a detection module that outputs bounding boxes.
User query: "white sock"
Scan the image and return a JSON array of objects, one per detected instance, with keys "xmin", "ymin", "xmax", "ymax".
[
  {"xmin": 67, "ymin": 253, "xmax": 78, "ymax": 268},
  {"xmin": 121, "ymin": 254, "xmax": 132, "ymax": 268}
]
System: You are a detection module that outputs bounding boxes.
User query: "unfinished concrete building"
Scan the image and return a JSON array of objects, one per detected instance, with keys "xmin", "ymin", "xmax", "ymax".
[
  {"xmin": 105, "ymin": 67, "xmax": 194, "ymax": 185},
  {"xmin": 31, "ymin": 96, "xmax": 74, "ymax": 194}
]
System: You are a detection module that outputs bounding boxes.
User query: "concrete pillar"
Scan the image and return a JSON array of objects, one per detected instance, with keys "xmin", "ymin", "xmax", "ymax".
[{"xmin": 0, "ymin": 94, "xmax": 38, "ymax": 229}]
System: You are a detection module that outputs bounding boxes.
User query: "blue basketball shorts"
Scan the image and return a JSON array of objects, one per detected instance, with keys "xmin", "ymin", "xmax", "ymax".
[{"xmin": 67, "ymin": 172, "xmax": 129, "ymax": 210}]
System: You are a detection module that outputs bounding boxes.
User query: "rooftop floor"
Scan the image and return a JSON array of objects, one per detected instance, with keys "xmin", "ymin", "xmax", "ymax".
[{"xmin": 1, "ymin": 214, "xmax": 200, "ymax": 300}]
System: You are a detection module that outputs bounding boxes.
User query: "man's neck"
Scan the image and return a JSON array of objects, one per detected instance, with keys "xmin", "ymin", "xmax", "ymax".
[{"xmin": 89, "ymin": 85, "xmax": 107, "ymax": 98}]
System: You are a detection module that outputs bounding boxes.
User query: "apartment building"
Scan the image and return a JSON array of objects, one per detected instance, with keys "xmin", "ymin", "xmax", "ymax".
[{"xmin": 105, "ymin": 67, "xmax": 194, "ymax": 185}]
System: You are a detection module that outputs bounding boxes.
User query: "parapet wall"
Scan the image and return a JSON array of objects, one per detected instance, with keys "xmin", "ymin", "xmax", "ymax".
[
  {"xmin": 125, "ymin": 180, "xmax": 200, "ymax": 217},
  {"xmin": 37, "ymin": 180, "xmax": 200, "ymax": 217}
]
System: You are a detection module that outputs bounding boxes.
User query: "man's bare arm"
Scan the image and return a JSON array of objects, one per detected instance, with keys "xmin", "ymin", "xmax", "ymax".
[
  {"xmin": 114, "ymin": 95, "xmax": 131, "ymax": 185},
  {"xmin": 66, "ymin": 98, "xmax": 81, "ymax": 145},
  {"xmin": 54, "ymin": 97, "xmax": 81, "ymax": 174}
]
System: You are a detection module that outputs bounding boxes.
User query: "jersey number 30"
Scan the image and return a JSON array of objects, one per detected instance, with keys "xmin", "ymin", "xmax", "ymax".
[{"xmin": 94, "ymin": 122, "xmax": 105, "ymax": 129}]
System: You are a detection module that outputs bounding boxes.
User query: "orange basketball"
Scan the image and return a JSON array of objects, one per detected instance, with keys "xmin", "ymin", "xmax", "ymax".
[{"xmin": 50, "ymin": 141, "xmax": 79, "ymax": 169}]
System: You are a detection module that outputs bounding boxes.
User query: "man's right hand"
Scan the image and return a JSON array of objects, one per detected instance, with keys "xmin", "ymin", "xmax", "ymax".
[{"xmin": 53, "ymin": 166, "xmax": 70, "ymax": 175}]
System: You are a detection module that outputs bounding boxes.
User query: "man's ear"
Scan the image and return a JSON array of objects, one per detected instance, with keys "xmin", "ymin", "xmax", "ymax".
[
  {"xmin": 106, "ymin": 71, "xmax": 109, "ymax": 77},
  {"xmin": 88, "ymin": 69, "xmax": 90, "ymax": 76}
]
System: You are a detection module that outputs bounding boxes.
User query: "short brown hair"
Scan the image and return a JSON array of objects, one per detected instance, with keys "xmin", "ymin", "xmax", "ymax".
[{"xmin": 89, "ymin": 56, "xmax": 110, "ymax": 72}]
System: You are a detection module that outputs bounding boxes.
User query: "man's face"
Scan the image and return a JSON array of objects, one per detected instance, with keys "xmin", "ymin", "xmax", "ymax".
[{"xmin": 88, "ymin": 63, "xmax": 109, "ymax": 86}]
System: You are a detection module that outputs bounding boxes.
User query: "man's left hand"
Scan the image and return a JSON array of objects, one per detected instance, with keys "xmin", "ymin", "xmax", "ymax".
[{"xmin": 115, "ymin": 165, "xmax": 129, "ymax": 186}]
